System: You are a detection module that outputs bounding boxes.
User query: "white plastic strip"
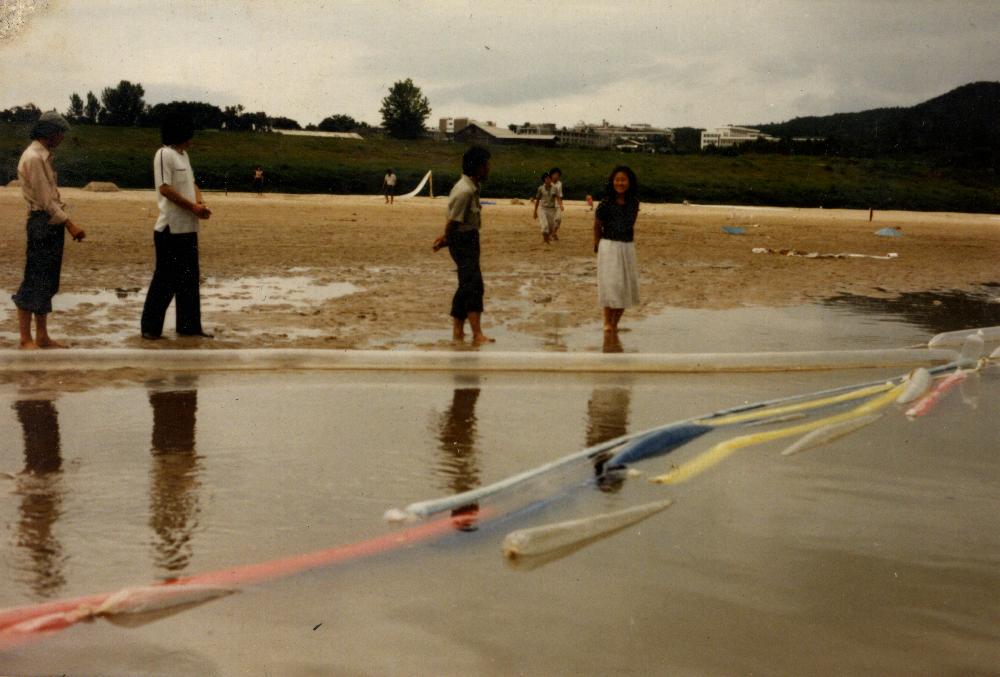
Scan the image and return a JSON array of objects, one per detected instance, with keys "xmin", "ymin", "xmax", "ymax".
[
  {"xmin": 896, "ymin": 367, "xmax": 932, "ymax": 404},
  {"xmin": 780, "ymin": 413, "xmax": 882, "ymax": 456},
  {"xmin": 502, "ymin": 500, "xmax": 673, "ymax": 559},
  {"xmin": 928, "ymin": 326, "xmax": 1000, "ymax": 349},
  {"xmin": 0, "ymin": 348, "xmax": 959, "ymax": 374},
  {"xmin": 397, "ymin": 170, "xmax": 432, "ymax": 199}
]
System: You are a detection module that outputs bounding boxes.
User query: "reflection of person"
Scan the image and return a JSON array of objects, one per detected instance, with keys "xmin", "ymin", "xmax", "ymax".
[
  {"xmin": 432, "ymin": 146, "xmax": 495, "ymax": 344},
  {"xmin": 436, "ymin": 385, "xmax": 482, "ymax": 496},
  {"xmin": 436, "ymin": 380, "xmax": 482, "ymax": 530},
  {"xmin": 547, "ymin": 167, "xmax": 565, "ymax": 240},
  {"xmin": 585, "ymin": 387, "xmax": 631, "ymax": 448},
  {"xmin": 140, "ymin": 112, "xmax": 213, "ymax": 340},
  {"xmin": 532, "ymin": 172, "xmax": 558, "ymax": 244},
  {"xmin": 253, "ymin": 165, "xmax": 264, "ymax": 195},
  {"xmin": 586, "ymin": 386, "xmax": 631, "ymax": 492},
  {"xmin": 593, "ymin": 165, "xmax": 640, "ymax": 335},
  {"xmin": 382, "ymin": 168, "xmax": 397, "ymax": 204},
  {"xmin": 14, "ymin": 398, "xmax": 67, "ymax": 596},
  {"xmin": 12, "ymin": 111, "xmax": 87, "ymax": 349},
  {"xmin": 148, "ymin": 385, "xmax": 202, "ymax": 574}
]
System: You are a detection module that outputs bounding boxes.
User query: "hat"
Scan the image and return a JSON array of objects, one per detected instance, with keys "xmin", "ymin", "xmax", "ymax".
[{"xmin": 30, "ymin": 110, "xmax": 71, "ymax": 139}]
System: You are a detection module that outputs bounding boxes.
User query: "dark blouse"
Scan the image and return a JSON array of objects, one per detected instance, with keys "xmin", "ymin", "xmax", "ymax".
[{"xmin": 596, "ymin": 200, "xmax": 638, "ymax": 242}]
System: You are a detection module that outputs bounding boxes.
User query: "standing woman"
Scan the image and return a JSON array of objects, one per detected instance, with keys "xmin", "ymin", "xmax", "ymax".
[
  {"xmin": 140, "ymin": 112, "xmax": 213, "ymax": 340},
  {"xmin": 593, "ymin": 165, "xmax": 640, "ymax": 334}
]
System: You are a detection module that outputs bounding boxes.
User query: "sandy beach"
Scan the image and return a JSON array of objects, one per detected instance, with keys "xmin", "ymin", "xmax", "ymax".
[{"xmin": 1, "ymin": 186, "xmax": 997, "ymax": 350}]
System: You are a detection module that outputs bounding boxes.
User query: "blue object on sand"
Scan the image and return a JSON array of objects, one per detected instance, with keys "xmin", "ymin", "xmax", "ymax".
[
  {"xmin": 875, "ymin": 227, "xmax": 903, "ymax": 237},
  {"xmin": 480, "ymin": 200, "xmax": 497, "ymax": 205},
  {"xmin": 722, "ymin": 226, "xmax": 746, "ymax": 235}
]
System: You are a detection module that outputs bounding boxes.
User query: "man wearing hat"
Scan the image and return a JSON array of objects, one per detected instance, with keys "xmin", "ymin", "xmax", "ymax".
[{"xmin": 12, "ymin": 111, "xmax": 86, "ymax": 349}]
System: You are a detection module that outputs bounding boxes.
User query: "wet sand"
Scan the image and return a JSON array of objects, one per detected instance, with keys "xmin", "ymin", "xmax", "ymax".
[{"xmin": 1, "ymin": 187, "xmax": 997, "ymax": 349}]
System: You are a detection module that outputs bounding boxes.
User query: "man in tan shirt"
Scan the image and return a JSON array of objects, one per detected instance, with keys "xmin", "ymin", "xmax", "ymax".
[{"xmin": 12, "ymin": 111, "xmax": 86, "ymax": 349}]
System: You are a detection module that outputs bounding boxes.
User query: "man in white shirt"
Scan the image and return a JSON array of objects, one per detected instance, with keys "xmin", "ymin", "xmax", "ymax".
[
  {"xmin": 12, "ymin": 111, "xmax": 87, "ymax": 349},
  {"xmin": 140, "ymin": 112, "xmax": 212, "ymax": 340},
  {"xmin": 382, "ymin": 169, "xmax": 397, "ymax": 204},
  {"xmin": 432, "ymin": 146, "xmax": 495, "ymax": 344}
]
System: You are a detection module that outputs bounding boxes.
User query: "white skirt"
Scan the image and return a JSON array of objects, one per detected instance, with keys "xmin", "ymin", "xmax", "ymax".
[
  {"xmin": 538, "ymin": 207, "xmax": 557, "ymax": 234},
  {"xmin": 597, "ymin": 239, "xmax": 639, "ymax": 308}
]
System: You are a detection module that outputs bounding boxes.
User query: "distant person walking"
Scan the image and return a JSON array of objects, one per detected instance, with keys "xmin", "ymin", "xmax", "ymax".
[
  {"xmin": 382, "ymin": 168, "xmax": 397, "ymax": 204},
  {"xmin": 432, "ymin": 146, "xmax": 494, "ymax": 344},
  {"xmin": 593, "ymin": 165, "xmax": 640, "ymax": 335},
  {"xmin": 140, "ymin": 112, "xmax": 213, "ymax": 340},
  {"xmin": 12, "ymin": 111, "xmax": 87, "ymax": 349},
  {"xmin": 532, "ymin": 171, "xmax": 558, "ymax": 244},
  {"xmin": 548, "ymin": 167, "xmax": 566, "ymax": 240},
  {"xmin": 253, "ymin": 166, "xmax": 264, "ymax": 195}
]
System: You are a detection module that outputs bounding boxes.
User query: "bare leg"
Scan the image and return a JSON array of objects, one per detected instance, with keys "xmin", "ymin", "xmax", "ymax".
[
  {"xmin": 452, "ymin": 317, "xmax": 466, "ymax": 341},
  {"xmin": 468, "ymin": 312, "xmax": 494, "ymax": 344},
  {"xmin": 603, "ymin": 307, "xmax": 615, "ymax": 333},
  {"xmin": 612, "ymin": 308, "xmax": 625, "ymax": 331},
  {"xmin": 35, "ymin": 314, "xmax": 66, "ymax": 348},
  {"xmin": 17, "ymin": 308, "xmax": 37, "ymax": 349}
]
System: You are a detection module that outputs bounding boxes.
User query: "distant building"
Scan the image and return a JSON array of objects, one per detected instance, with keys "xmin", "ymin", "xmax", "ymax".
[
  {"xmin": 515, "ymin": 120, "xmax": 674, "ymax": 150},
  {"xmin": 454, "ymin": 121, "xmax": 555, "ymax": 147},
  {"xmin": 439, "ymin": 117, "xmax": 471, "ymax": 137},
  {"xmin": 700, "ymin": 126, "xmax": 779, "ymax": 149}
]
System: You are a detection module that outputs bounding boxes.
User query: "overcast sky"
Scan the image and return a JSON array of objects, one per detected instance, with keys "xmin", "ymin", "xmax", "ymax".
[{"xmin": 2, "ymin": 0, "xmax": 998, "ymax": 130}]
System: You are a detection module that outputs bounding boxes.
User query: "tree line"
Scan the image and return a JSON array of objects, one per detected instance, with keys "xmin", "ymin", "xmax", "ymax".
[{"xmin": 1, "ymin": 78, "xmax": 432, "ymax": 139}]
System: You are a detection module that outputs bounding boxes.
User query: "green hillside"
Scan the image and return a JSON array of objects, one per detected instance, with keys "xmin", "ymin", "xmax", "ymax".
[
  {"xmin": 2, "ymin": 123, "xmax": 998, "ymax": 212},
  {"xmin": 754, "ymin": 82, "xmax": 1000, "ymax": 162}
]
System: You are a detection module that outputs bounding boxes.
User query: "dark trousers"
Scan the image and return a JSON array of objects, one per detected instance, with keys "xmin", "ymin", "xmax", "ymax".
[
  {"xmin": 12, "ymin": 212, "xmax": 65, "ymax": 315},
  {"xmin": 448, "ymin": 229, "xmax": 484, "ymax": 320},
  {"xmin": 141, "ymin": 227, "xmax": 203, "ymax": 336}
]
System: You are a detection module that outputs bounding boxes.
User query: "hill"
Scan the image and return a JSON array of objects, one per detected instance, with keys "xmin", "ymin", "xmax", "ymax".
[
  {"xmin": 753, "ymin": 82, "xmax": 1000, "ymax": 161},
  {"xmin": 1, "ymin": 123, "xmax": 998, "ymax": 212}
]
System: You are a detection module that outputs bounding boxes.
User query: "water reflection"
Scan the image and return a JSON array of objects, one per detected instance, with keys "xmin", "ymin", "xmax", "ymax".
[
  {"xmin": 434, "ymin": 378, "xmax": 482, "ymax": 496},
  {"xmin": 586, "ymin": 385, "xmax": 632, "ymax": 492},
  {"xmin": 602, "ymin": 331, "xmax": 624, "ymax": 354},
  {"xmin": 586, "ymin": 387, "xmax": 631, "ymax": 448},
  {"xmin": 147, "ymin": 379, "xmax": 202, "ymax": 575},
  {"xmin": 13, "ymin": 398, "xmax": 67, "ymax": 597},
  {"xmin": 823, "ymin": 288, "xmax": 1000, "ymax": 335}
]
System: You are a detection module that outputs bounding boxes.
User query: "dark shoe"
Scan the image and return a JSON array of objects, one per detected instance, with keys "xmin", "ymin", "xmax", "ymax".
[
  {"xmin": 178, "ymin": 331, "xmax": 214, "ymax": 339},
  {"xmin": 141, "ymin": 332, "xmax": 162, "ymax": 341}
]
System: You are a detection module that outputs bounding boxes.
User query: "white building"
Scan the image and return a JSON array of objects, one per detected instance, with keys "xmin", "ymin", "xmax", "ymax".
[{"xmin": 700, "ymin": 126, "xmax": 779, "ymax": 149}]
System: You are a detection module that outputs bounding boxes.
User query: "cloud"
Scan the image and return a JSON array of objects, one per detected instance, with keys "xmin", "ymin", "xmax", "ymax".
[{"xmin": 1, "ymin": 0, "xmax": 999, "ymax": 128}]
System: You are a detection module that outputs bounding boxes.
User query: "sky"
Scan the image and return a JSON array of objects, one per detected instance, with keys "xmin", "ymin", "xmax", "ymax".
[{"xmin": 1, "ymin": 0, "xmax": 999, "ymax": 130}]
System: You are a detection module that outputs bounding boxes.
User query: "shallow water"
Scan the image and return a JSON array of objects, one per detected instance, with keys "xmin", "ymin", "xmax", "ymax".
[{"xmin": 1, "ymin": 361, "xmax": 998, "ymax": 675}]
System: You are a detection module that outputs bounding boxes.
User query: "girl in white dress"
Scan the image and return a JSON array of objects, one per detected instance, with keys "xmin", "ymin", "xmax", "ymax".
[{"xmin": 592, "ymin": 165, "xmax": 639, "ymax": 333}]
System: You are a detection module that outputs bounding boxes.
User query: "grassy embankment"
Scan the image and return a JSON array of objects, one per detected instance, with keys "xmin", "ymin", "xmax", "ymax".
[{"xmin": 1, "ymin": 123, "xmax": 998, "ymax": 212}]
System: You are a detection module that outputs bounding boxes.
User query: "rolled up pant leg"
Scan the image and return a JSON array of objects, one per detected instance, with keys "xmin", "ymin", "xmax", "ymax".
[
  {"xmin": 448, "ymin": 230, "xmax": 484, "ymax": 320},
  {"xmin": 12, "ymin": 212, "xmax": 65, "ymax": 315}
]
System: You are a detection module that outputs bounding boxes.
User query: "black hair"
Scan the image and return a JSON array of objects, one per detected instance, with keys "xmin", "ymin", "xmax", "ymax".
[
  {"xmin": 540, "ymin": 171, "xmax": 550, "ymax": 181},
  {"xmin": 161, "ymin": 112, "xmax": 195, "ymax": 146},
  {"xmin": 548, "ymin": 167, "xmax": 561, "ymax": 177},
  {"xmin": 462, "ymin": 145, "xmax": 491, "ymax": 176},
  {"xmin": 598, "ymin": 165, "xmax": 640, "ymax": 215}
]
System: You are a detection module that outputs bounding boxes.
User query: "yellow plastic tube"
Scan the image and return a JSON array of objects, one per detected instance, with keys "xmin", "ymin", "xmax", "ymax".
[{"xmin": 652, "ymin": 383, "xmax": 905, "ymax": 484}]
